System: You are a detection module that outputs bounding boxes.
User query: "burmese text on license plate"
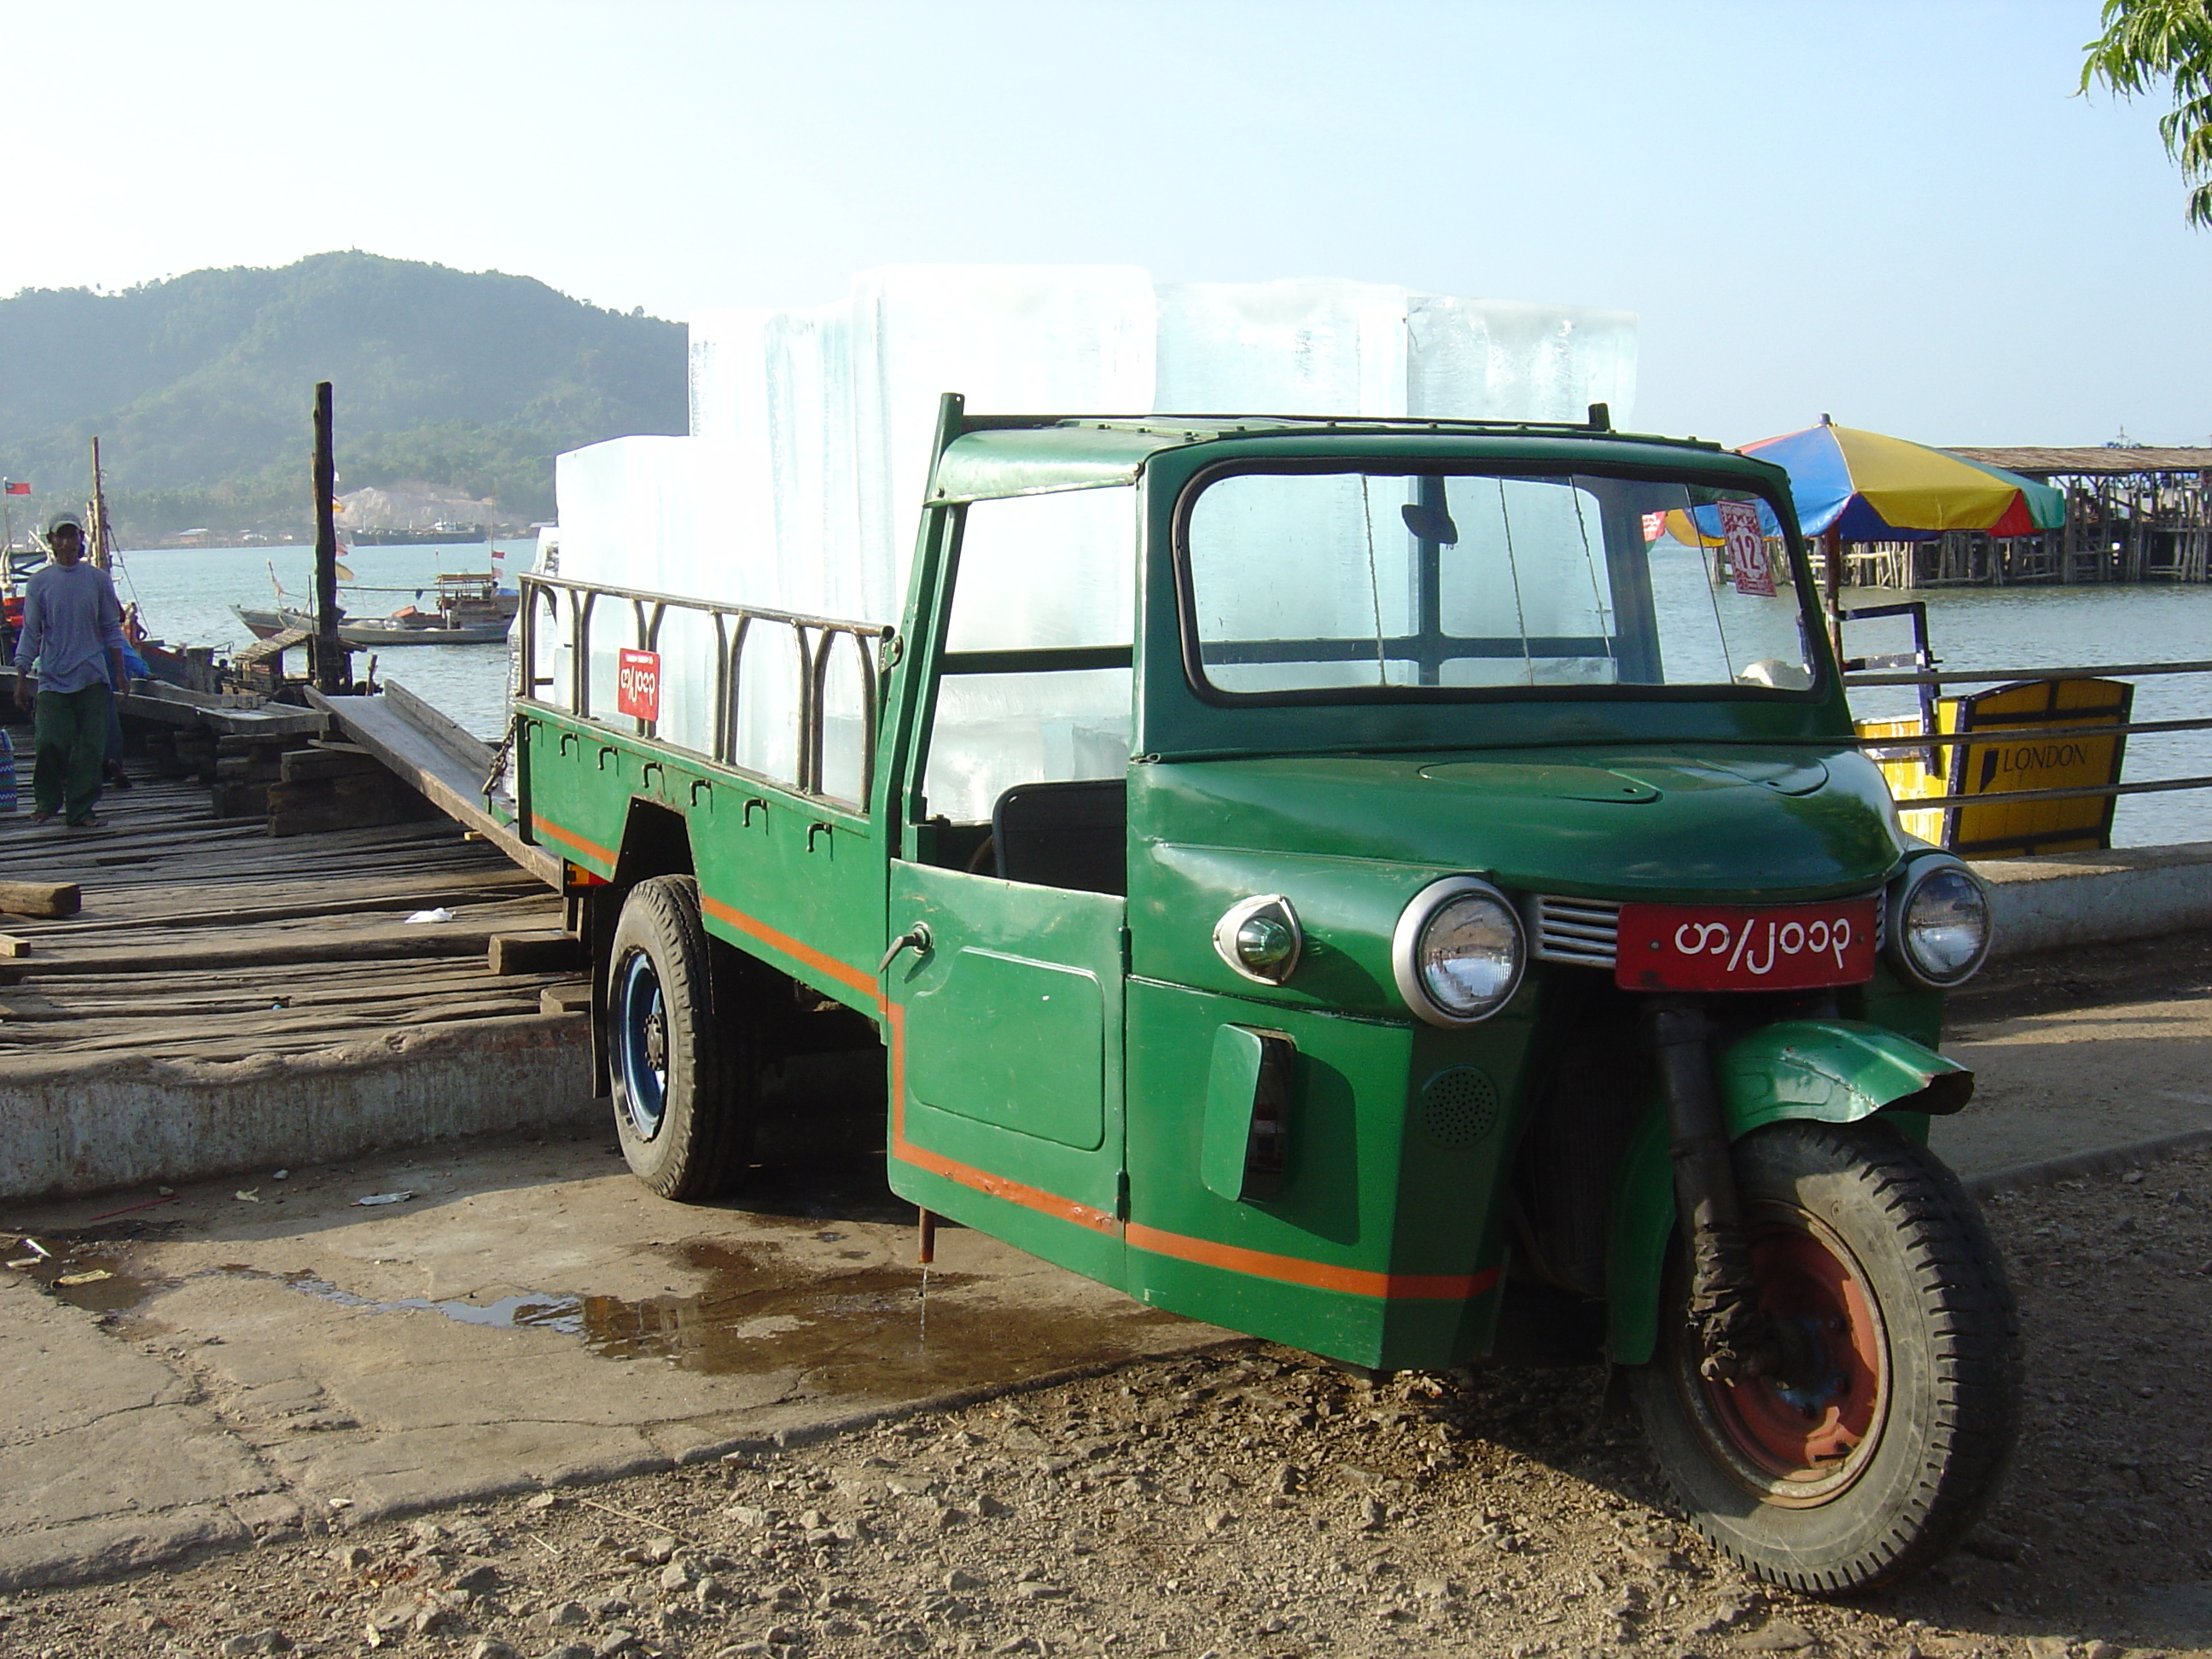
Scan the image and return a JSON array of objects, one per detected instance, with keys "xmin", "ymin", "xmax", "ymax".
[{"xmin": 1614, "ymin": 899, "xmax": 1878, "ymax": 992}]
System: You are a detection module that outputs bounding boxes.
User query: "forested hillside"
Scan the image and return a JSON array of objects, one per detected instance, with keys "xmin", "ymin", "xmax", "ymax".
[{"xmin": 0, "ymin": 252, "xmax": 687, "ymax": 536}]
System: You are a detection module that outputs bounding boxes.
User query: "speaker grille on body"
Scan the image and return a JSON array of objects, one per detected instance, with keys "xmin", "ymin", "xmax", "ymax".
[{"xmin": 1419, "ymin": 1067, "xmax": 1499, "ymax": 1150}]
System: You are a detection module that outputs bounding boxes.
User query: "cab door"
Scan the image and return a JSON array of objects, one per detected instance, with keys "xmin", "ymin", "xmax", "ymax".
[
  {"xmin": 882, "ymin": 859, "xmax": 1126, "ymax": 1286},
  {"xmin": 875, "ymin": 479, "xmax": 1140, "ymax": 1288}
]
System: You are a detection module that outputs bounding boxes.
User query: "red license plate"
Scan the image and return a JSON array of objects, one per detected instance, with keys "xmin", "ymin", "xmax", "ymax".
[{"xmin": 1614, "ymin": 897, "xmax": 1878, "ymax": 992}]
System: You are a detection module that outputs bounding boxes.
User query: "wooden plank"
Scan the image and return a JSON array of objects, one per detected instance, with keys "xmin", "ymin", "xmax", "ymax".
[
  {"xmin": 384, "ymin": 678, "xmax": 497, "ymax": 774},
  {"xmin": 307, "ymin": 689, "xmax": 559, "ymax": 887},
  {"xmin": 12, "ymin": 925, "xmax": 505, "ymax": 976},
  {"xmin": 235, "ymin": 626, "xmax": 311, "ymax": 667},
  {"xmin": 268, "ymin": 786, "xmax": 443, "ymax": 838},
  {"xmin": 0, "ymin": 934, "xmax": 28, "ymax": 958},
  {"xmin": 281, "ymin": 745, "xmax": 385, "ymax": 782},
  {"xmin": 0, "ymin": 764, "xmax": 574, "ymax": 1069},
  {"xmin": 0, "ymin": 881, "xmax": 82, "ymax": 919},
  {"xmin": 540, "ymin": 981, "xmax": 592, "ymax": 1016},
  {"xmin": 487, "ymin": 929, "xmax": 587, "ymax": 975},
  {"xmin": 36, "ymin": 885, "xmax": 546, "ymax": 938},
  {"xmin": 122, "ymin": 683, "xmax": 329, "ymax": 737}
]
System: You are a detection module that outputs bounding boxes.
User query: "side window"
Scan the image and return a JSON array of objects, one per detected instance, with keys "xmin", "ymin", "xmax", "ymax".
[{"xmin": 923, "ymin": 488, "xmax": 1136, "ymax": 825}]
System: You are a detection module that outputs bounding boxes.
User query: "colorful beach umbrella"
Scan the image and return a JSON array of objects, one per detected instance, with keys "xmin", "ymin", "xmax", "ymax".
[{"xmin": 1740, "ymin": 418, "xmax": 2065, "ymax": 541}]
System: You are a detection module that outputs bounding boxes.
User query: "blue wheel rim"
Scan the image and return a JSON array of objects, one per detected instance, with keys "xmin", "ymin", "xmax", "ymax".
[{"xmin": 612, "ymin": 947, "xmax": 668, "ymax": 1141}]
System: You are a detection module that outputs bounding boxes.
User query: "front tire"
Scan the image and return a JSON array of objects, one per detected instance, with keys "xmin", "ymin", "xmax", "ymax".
[
  {"xmin": 1629, "ymin": 1118, "xmax": 2021, "ymax": 1594},
  {"xmin": 605, "ymin": 875, "xmax": 754, "ymax": 1199}
]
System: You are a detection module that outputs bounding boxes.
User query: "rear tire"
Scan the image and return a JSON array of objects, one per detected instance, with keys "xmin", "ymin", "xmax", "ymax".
[
  {"xmin": 1629, "ymin": 1118, "xmax": 2021, "ymax": 1594},
  {"xmin": 605, "ymin": 875, "xmax": 754, "ymax": 1199}
]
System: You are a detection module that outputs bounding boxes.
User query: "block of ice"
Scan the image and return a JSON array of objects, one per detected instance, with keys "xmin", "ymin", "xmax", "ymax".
[
  {"xmin": 547, "ymin": 265, "xmax": 1638, "ymax": 804},
  {"xmin": 849, "ymin": 265, "xmax": 1155, "ymax": 626},
  {"xmin": 684, "ymin": 266, "xmax": 1154, "ymax": 627},
  {"xmin": 1156, "ymin": 279, "xmax": 1408, "ymax": 417},
  {"xmin": 1406, "ymin": 294, "xmax": 1636, "ymax": 422}
]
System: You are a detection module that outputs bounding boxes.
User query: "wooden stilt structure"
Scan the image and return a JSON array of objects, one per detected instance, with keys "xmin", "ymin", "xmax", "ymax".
[{"xmin": 1832, "ymin": 446, "xmax": 2212, "ymax": 590}]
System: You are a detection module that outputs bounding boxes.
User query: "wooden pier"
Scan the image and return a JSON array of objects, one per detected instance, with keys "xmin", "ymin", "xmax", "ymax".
[
  {"xmin": 1840, "ymin": 445, "xmax": 2212, "ymax": 589},
  {"xmin": 1, "ymin": 773, "xmax": 571, "ymax": 1065}
]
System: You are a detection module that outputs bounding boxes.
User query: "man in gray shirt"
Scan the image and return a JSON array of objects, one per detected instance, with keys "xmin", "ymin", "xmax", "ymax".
[{"xmin": 13, "ymin": 511, "xmax": 129, "ymax": 827}]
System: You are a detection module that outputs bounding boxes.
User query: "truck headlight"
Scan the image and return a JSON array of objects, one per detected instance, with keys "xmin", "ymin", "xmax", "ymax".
[
  {"xmin": 1887, "ymin": 858, "xmax": 1992, "ymax": 989},
  {"xmin": 1393, "ymin": 876, "xmax": 1525, "ymax": 1027}
]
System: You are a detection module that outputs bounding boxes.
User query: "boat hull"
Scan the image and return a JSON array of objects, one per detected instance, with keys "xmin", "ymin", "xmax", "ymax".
[{"xmin": 340, "ymin": 621, "xmax": 512, "ymax": 647}]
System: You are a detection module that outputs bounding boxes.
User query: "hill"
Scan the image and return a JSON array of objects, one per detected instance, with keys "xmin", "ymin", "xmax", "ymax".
[{"xmin": 0, "ymin": 251, "xmax": 687, "ymax": 537}]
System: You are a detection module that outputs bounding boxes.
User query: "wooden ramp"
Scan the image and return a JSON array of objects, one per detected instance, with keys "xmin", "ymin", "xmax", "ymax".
[
  {"xmin": 306, "ymin": 681, "xmax": 559, "ymax": 888},
  {"xmin": 0, "ymin": 775, "xmax": 571, "ymax": 1063}
]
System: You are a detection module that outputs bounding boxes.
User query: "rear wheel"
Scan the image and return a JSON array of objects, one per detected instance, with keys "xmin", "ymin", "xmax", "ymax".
[
  {"xmin": 1629, "ymin": 1118, "xmax": 2021, "ymax": 1594},
  {"xmin": 606, "ymin": 875, "xmax": 754, "ymax": 1199}
]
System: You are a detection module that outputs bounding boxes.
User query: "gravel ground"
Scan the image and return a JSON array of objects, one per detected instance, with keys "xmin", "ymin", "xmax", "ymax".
[{"xmin": 4, "ymin": 1150, "xmax": 2207, "ymax": 1659}]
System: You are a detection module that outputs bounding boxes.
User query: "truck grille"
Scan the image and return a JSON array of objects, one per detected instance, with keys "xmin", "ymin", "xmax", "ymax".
[{"xmin": 1528, "ymin": 895, "xmax": 1621, "ymax": 969}]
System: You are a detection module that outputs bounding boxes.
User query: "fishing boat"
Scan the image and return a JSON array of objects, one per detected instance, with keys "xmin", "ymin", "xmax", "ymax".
[
  {"xmin": 339, "ymin": 609, "xmax": 512, "ymax": 646},
  {"xmin": 342, "ymin": 570, "xmax": 515, "ymax": 646},
  {"xmin": 231, "ymin": 603, "xmax": 312, "ymax": 640},
  {"xmin": 235, "ymin": 570, "xmax": 515, "ymax": 647}
]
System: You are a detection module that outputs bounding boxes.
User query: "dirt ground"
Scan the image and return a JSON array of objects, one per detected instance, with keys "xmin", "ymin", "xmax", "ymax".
[{"xmin": 4, "ymin": 1147, "xmax": 2205, "ymax": 1659}]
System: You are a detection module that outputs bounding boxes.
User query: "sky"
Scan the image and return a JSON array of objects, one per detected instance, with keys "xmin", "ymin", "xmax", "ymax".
[{"xmin": 3, "ymin": 0, "xmax": 2206, "ymax": 448}]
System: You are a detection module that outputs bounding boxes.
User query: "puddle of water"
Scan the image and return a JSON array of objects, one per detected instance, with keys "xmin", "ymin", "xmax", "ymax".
[
  {"xmin": 245, "ymin": 1237, "xmax": 1185, "ymax": 1393},
  {"xmin": 5, "ymin": 1236, "xmax": 170, "ymax": 1314},
  {"xmin": 17, "ymin": 1230, "xmax": 1192, "ymax": 1400},
  {"xmin": 233, "ymin": 1267, "xmax": 591, "ymax": 1337},
  {"xmin": 571, "ymin": 1239, "xmax": 1189, "ymax": 1393}
]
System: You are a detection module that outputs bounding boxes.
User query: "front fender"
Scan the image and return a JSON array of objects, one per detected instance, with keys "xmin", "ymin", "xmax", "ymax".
[{"xmin": 1604, "ymin": 1020, "xmax": 1973, "ymax": 1367}]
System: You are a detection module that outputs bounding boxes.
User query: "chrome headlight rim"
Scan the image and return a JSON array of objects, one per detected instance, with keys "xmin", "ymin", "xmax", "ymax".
[
  {"xmin": 1392, "ymin": 875, "xmax": 1527, "ymax": 1028},
  {"xmin": 1885, "ymin": 855, "xmax": 1993, "ymax": 990}
]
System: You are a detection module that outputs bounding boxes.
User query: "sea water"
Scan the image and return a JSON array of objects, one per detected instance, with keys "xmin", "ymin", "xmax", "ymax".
[
  {"xmin": 1841, "ymin": 582, "xmax": 2212, "ymax": 849},
  {"xmin": 106, "ymin": 543, "xmax": 2212, "ymax": 849},
  {"xmin": 105, "ymin": 538, "xmax": 529, "ymax": 740}
]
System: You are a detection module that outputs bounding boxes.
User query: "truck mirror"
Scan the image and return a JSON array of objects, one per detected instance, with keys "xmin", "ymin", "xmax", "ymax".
[{"xmin": 1400, "ymin": 500, "xmax": 1458, "ymax": 545}]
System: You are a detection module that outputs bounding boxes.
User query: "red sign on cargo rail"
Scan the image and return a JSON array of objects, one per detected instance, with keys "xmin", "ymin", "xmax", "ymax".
[
  {"xmin": 1615, "ymin": 896, "xmax": 1877, "ymax": 992},
  {"xmin": 616, "ymin": 649, "xmax": 661, "ymax": 721}
]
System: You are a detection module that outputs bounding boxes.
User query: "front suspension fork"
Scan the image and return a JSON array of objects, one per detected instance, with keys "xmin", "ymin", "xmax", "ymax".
[{"xmin": 1645, "ymin": 997, "xmax": 1772, "ymax": 1382}]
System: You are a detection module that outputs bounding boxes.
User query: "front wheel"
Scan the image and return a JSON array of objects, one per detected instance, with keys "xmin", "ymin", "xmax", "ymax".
[
  {"xmin": 1629, "ymin": 1118, "xmax": 2021, "ymax": 1595},
  {"xmin": 605, "ymin": 875, "xmax": 754, "ymax": 1200}
]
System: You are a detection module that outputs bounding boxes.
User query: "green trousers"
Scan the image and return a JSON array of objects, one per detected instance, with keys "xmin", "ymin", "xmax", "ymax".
[{"xmin": 31, "ymin": 683, "xmax": 111, "ymax": 823}]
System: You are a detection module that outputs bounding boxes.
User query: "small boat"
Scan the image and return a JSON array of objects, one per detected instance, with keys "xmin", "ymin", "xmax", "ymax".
[
  {"xmin": 337, "ymin": 612, "xmax": 513, "ymax": 647},
  {"xmin": 231, "ymin": 603, "xmax": 317, "ymax": 640},
  {"xmin": 342, "ymin": 573, "xmax": 515, "ymax": 646},
  {"xmin": 234, "ymin": 573, "xmax": 515, "ymax": 646}
]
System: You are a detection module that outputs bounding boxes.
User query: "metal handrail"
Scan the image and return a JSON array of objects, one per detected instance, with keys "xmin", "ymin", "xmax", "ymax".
[
  {"xmin": 514, "ymin": 570, "xmax": 892, "ymax": 806},
  {"xmin": 1878, "ymin": 774, "xmax": 2212, "ymax": 811},
  {"xmin": 1847, "ymin": 657, "xmax": 2212, "ymax": 688},
  {"xmin": 1846, "ymin": 656, "xmax": 2212, "ymax": 815},
  {"xmin": 1854, "ymin": 714, "xmax": 2212, "ymax": 749}
]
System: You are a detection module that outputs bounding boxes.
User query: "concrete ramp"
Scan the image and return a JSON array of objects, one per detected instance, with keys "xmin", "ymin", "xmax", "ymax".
[{"xmin": 308, "ymin": 683, "xmax": 560, "ymax": 888}]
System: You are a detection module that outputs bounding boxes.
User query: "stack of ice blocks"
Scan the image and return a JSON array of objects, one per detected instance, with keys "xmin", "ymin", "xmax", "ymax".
[{"xmin": 541, "ymin": 266, "xmax": 1636, "ymax": 808}]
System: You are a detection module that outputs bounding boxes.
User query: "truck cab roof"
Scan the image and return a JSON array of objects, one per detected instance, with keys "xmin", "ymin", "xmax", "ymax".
[{"xmin": 927, "ymin": 411, "xmax": 1747, "ymax": 504}]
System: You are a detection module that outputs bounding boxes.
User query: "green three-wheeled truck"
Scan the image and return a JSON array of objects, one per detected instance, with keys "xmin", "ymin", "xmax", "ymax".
[{"xmin": 511, "ymin": 397, "xmax": 2019, "ymax": 1593}]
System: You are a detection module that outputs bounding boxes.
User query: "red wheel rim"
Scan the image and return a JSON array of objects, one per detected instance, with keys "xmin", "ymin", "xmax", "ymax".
[{"xmin": 1700, "ymin": 1216, "xmax": 1886, "ymax": 1494}]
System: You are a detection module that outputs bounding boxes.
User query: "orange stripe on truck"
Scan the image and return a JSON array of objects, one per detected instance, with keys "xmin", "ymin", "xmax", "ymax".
[
  {"xmin": 1123, "ymin": 1225, "xmax": 1496, "ymax": 1301},
  {"xmin": 535, "ymin": 815, "xmax": 616, "ymax": 867},
  {"xmin": 644, "ymin": 886, "xmax": 1491, "ymax": 1305},
  {"xmin": 696, "ymin": 893, "xmax": 878, "ymax": 998}
]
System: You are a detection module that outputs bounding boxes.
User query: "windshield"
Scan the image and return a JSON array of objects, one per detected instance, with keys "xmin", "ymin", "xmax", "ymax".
[{"xmin": 1178, "ymin": 466, "xmax": 1819, "ymax": 702}]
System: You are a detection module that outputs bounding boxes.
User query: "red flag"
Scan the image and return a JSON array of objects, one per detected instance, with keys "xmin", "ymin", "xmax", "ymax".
[{"xmin": 3, "ymin": 481, "xmax": 29, "ymax": 496}]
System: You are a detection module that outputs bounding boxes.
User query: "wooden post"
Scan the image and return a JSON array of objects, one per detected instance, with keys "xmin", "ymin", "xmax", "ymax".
[
  {"xmin": 311, "ymin": 382, "xmax": 349, "ymax": 695},
  {"xmin": 1822, "ymin": 527, "xmax": 1842, "ymax": 661},
  {"xmin": 87, "ymin": 437, "xmax": 110, "ymax": 571}
]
